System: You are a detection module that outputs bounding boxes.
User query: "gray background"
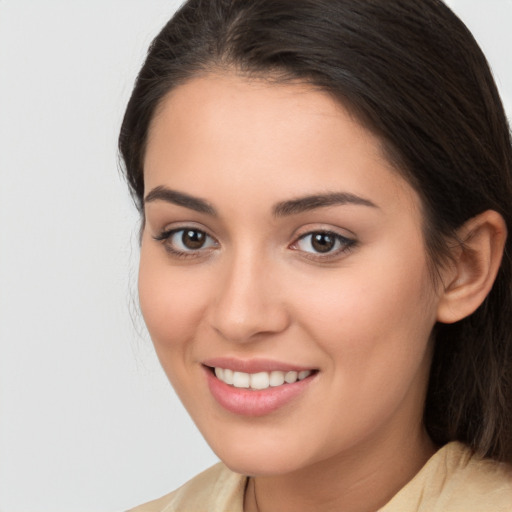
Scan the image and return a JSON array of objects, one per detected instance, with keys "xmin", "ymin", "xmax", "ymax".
[{"xmin": 0, "ymin": 1, "xmax": 511, "ymax": 510}]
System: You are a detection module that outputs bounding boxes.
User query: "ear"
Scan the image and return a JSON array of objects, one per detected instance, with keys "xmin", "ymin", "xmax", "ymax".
[{"xmin": 436, "ymin": 210, "xmax": 507, "ymax": 324}]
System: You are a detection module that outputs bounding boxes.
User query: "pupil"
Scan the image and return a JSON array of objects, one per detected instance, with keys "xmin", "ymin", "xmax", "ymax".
[
  {"xmin": 312, "ymin": 233, "xmax": 335, "ymax": 253},
  {"xmin": 182, "ymin": 230, "xmax": 205, "ymax": 249}
]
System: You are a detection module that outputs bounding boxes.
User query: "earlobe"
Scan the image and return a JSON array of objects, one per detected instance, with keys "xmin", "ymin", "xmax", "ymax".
[{"xmin": 436, "ymin": 210, "xmax": 507, "ymax": 324}]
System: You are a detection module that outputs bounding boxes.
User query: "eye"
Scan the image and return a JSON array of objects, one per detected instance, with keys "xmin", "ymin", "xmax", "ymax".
[
  {"xmin": 154, "ymin": 227, "xmax": 217, "ymax": 257},
  {"xmin": 292, "ymin": 231, "xmax": 355, "ymax": 256}
]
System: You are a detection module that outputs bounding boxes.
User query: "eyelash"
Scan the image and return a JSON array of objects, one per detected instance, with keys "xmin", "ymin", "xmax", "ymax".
[
  {"xmin": 153, "ymin": 227, "xmax": 357, "ymax": 261},
  {"xmin": 291, "ymin": 231, "xmax": 357, "ymax": 261},
  {"xmin": 153, "ymin": 228, "xmax": 218, "ymax": 259}
]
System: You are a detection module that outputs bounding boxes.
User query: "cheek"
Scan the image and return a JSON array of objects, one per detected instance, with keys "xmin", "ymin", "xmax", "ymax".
[
  {"xmin": 290, "ymin": 243, "xmax": 437, "ymax": 374},
  {"xmin": 138, "ymin": 245, "xmax": 210, "ymax": 353},
  {"xmin": 287, "ymin": 258, "xmax": 436, "ymax": 443}
]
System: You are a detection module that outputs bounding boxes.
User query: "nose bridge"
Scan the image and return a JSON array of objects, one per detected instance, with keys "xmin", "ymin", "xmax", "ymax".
[{"xmin": 209, "ymin": 243, "xmax": 288, "ymax": 343}]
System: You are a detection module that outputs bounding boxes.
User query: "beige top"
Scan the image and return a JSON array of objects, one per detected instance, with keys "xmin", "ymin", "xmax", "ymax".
[{"xmin": 129, "ymin": 442, "xmax": 512, "ymax": 511}]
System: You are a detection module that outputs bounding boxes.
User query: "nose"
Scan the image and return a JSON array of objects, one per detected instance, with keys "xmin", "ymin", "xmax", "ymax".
[{"xmin": 207, "ymin": 251, "xmax": 290, "ymax": 343}]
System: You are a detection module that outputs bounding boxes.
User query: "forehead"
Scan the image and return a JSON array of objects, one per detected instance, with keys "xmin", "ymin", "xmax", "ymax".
[{"xmin": 144, "ymin": 73, "xmax": 420, "ymax": 218}]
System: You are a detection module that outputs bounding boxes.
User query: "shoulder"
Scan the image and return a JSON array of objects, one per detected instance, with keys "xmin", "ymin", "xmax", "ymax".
[
  {"xmin": 381, "ymin": 442, "xmax": 512, "ymax": 512},
  {"xmin": 127, "ymin": 462, "xmax": 247, "ymax": 512}
]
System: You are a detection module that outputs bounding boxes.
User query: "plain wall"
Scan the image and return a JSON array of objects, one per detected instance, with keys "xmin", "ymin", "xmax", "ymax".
[{"xmin": 0, "ymin": 1, "xmax": 511, "ymax": 511}]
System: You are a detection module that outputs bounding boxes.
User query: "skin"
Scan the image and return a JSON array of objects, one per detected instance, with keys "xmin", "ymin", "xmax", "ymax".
[{"xmin": 139, "ymin": 73, "xmax": 444, "ymax": 512}]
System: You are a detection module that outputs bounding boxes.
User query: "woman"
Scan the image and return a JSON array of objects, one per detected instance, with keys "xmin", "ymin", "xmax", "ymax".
[{"xmin": 120, "ymin": 0, "xmax": 512, "ymax": 510}]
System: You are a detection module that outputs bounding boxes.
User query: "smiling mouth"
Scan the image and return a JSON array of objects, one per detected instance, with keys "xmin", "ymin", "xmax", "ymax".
[{"xmin": 209, "ymin": 367, "xmax": 316, "ymax": 390}]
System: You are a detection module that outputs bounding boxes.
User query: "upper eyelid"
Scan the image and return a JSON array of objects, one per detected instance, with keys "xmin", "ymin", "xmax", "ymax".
[
  {"xmin": 292, "ymin": 224, "xmax": 357, "ymax": 242},
  {"xmin": 152, "ymin": 223, "xmax": 357, "ymax": 247},
  {"xmin": 154, "ymin": 222, "xmax": 216, "ymax": 238},
  {"xmin": 297, "ymin": 230, "xmax": 352, "ymax": 240},
  {"xmin": 157, "ymin": 227, "xmax": 216, "ymax": 241},
  {"xmin": 292, "ymin": 231, "xmax": 355, "ymax": 249}
]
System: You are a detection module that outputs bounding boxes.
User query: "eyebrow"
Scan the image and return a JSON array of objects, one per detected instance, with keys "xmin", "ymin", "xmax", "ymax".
[
  {"xmin": 144, "ymin": 186, "xmax": 217, "ymax": 216},
  {"xmin": 144, "ymin": 186, "xmax": 377, "ymax": 217},
  {"xmin": 273, "ymin": 192, "xmax": 378, "ymax": 217}
]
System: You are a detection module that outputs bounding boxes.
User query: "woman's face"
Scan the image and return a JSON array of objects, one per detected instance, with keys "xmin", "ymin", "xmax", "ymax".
[{"xmin": 139, "ymin": 74, "xmax": 442, "ymax": 475}]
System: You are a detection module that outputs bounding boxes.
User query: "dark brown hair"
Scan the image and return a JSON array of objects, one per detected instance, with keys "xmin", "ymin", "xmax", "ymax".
[{"xmin": 119, "ymin": 0, "xmax": 512, "ymax": 462}]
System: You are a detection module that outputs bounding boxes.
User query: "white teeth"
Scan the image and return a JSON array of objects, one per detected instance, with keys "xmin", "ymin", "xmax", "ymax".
[
  {"xmin": 214, "ymin": 368, "xmax": 313, "ymax": 389},
  {"xmin": 232, "ymin": 371, "xmax": 250, "ymax": 388},
  {"xmin": 250, "ymin": 372, "xmax": 270, "ymax": 390},
  {"xmin": 284, "ymin": 371, "xmax": 298, "ymax": 384},
  {"xmin": 269, "ymin": 371, "xmax": 285, "ymax": 387},
  {"xmin": 223, "ymin": 368, "xmax": 234, "ymax": 385}
]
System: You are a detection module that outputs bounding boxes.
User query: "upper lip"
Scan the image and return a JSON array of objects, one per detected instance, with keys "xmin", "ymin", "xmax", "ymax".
[{"xmin": 202, "ymin": 357, "xmax": 316, "ymax": 374}]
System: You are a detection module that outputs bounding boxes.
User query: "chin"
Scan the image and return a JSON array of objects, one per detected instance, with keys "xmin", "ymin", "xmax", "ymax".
[
  {"xmin": 204, "ymin": 428, "xmax": 317, "ymax": 477},
  {"xmin": 220, "ymin": 450, "xmax": 307, "ymax": 477}
]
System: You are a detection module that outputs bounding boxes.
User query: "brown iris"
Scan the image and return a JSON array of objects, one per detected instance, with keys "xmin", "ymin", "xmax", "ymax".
[
  {"xmin": 182, "ymin": 229, "xmax": 207, "ymax": 250},
  {"xmin": 311, "ymin": 232, "xmax": 336, "ymax": 253}
]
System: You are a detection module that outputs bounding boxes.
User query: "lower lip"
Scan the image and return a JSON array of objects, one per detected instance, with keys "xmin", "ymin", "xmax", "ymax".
[{"xmin": 204, "ymin": 367, "xmax": 316, "ymax": 417}]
